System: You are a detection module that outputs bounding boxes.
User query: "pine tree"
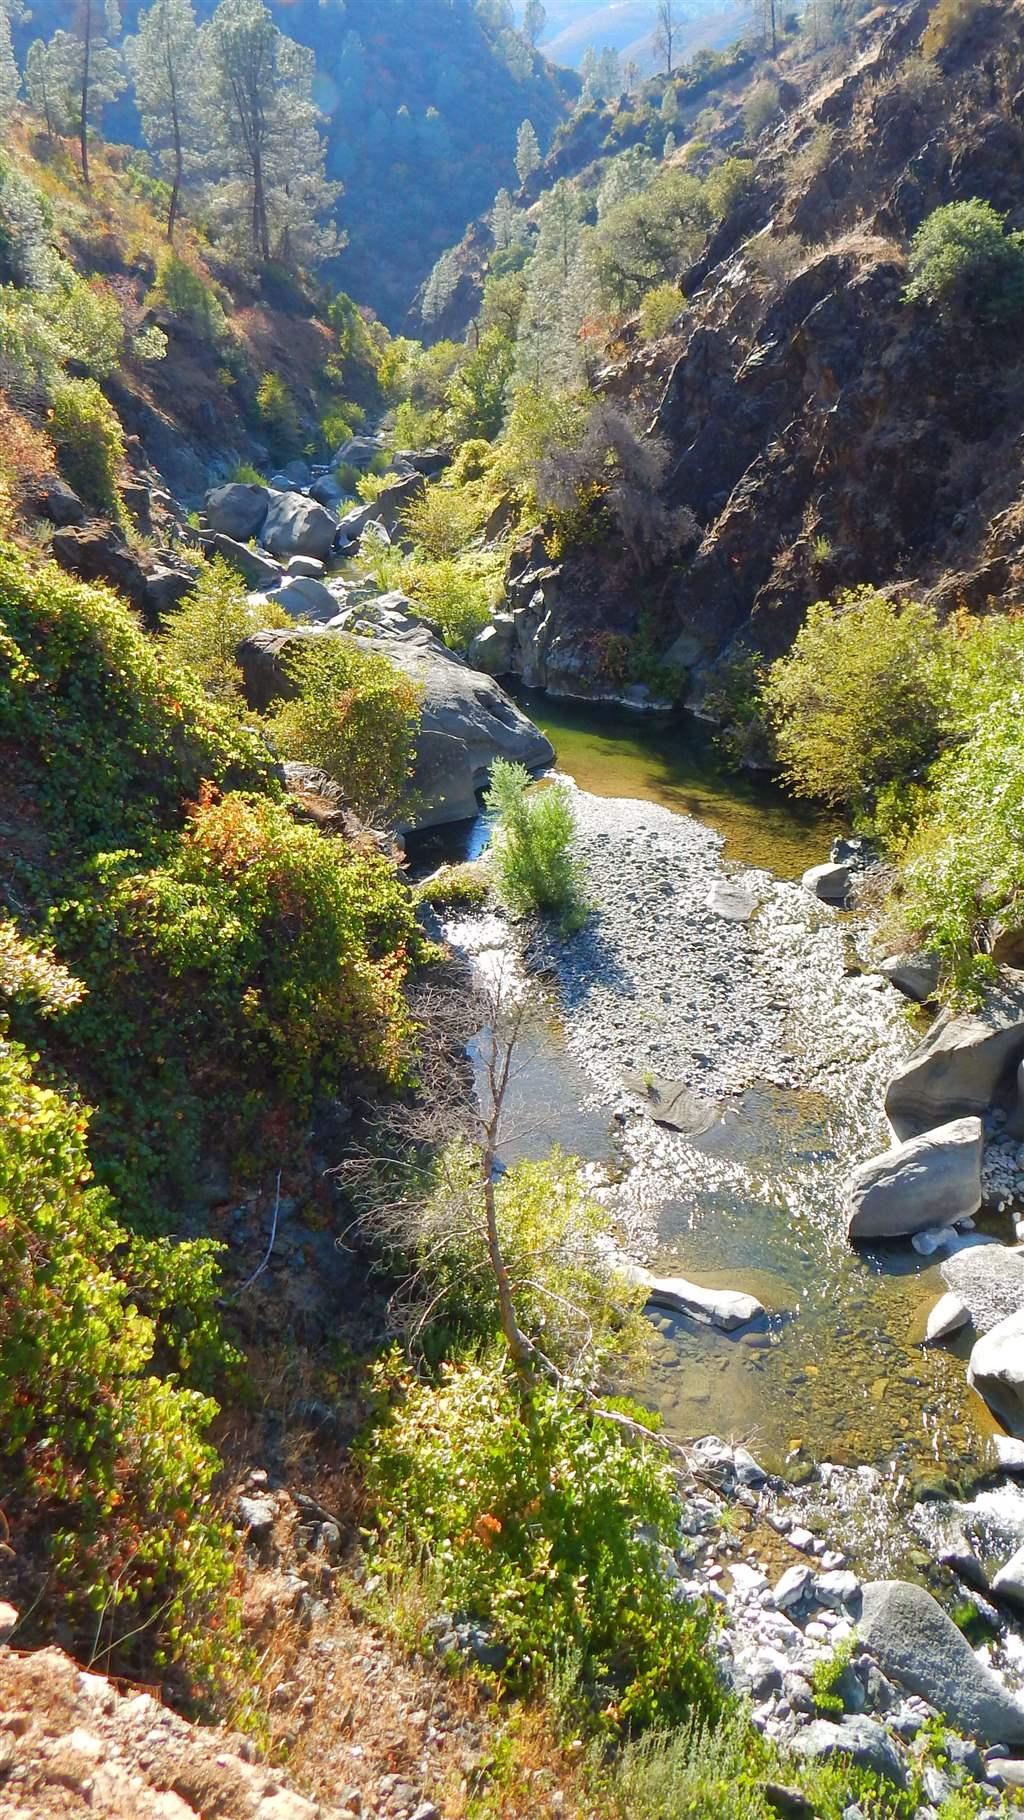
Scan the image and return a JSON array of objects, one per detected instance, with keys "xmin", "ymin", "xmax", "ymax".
[
  {"xmin": 421, "ymin": 247, "xmax": 458, "ymax": 324},
  {"xmin": 515, "ymin": 118, "xmax": 541, "ymax": 186},
  {"xmin": 125, "ymin": 0, "xmax": 199, "ymax": 240},
  {"xmin": 0, "ymin": 7, "xmax": 20, "ymax": 124},
  {"xmin": 490, "ymin": 186, "xmax": 523, "ymax": 250},
  {"xmin": 44, "ymin": 4, "xmax": 125, "ymax": 185},
  {"xmin": 196, "ymin": 0, "xmax": 339, "ymax": 268},
  {"xmin": 25, "ymin": 40, "xmax": 62, "ymax": 138},
  {"xmin": 523, "ymin": 0, "xmax": 546, "ymax": 48}
]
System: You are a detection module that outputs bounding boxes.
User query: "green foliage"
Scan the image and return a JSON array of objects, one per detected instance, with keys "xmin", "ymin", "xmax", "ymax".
[
  {"xmin": 0, "ymin": 151, "xmax": 54, "ymax": 290},
  {"xmin": 484, "ymin": 759, "xmax": 588, "ymax": 933},
  {"xmin": 810, "ymin": 1638, "xmax": 854, "ymax": 1715},
  {"xmin": 904, "ymin": 199, "xmax": 1024, "ymax": 327},
  {"xmin": 401, "ymin": 481, "xmax": 492, "ymax": 559},
  {"xmin": 444, "ymin": 327, "xmax": 515, "ymax": 443},
  {"xmin": 704, "ymin": 156, "xmax": 755, "ymax": 220},
  {"xmin": 49, "ymin": 377, "xmax": 125, "ymax": 515},
  {"xmin": 744, "ymin": 79, "xmax": 781, "ymax": 139},
  {"xmin": 0, "ymin": 1034, "xmax": 241, "ymax": 1698},
  {"xmin": 639, "ymin": 281, "xmax": 685, "ymax": 340},
  {"xmin": 591, "ymin": 167, "xmax": 711, "ymax": 310},
  {"xmin": 255, "ymin": 371, "xmax": 300, "ymax": 447},
  {"xmin": 361, "ymin": 1352, "xmax": 722, "ymax": 1731},
  {"xmin": 403, "ymin": 1145, "xmax": 649, "ymax": 1371},
  {"xmin": 412, "ymin": 860, "xmax": 490, "ymax": 911},
  {"xmin": 146, "ymin": 250, "xmax": 228, "ymax": 342},
  {"xmin": 922, "ymin": 0, "xmax": 985, "ymax": 57},
  {"xmin": 270, "ymin": 634, "xmax": 422, "ymax": 820},
  {"xmin": 404, "ymin": 553, "xmax": 498, "ymax": 652},
  {"xmin": 161, "ymin": 555, "xmax": 264, "ymax": 703},
  {"xmin": 762, "ymin": 589, "xmax": 948, "ymax": 813}
]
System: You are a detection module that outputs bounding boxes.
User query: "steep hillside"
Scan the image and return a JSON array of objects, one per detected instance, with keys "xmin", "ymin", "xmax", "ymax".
[{"xmin": 498, "ymin": 0, "xmax": 1024, "ymax": 702}]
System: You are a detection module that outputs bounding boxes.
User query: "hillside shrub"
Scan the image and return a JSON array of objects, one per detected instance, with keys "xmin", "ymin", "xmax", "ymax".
[
  {"xmin": 361, "ymin": 1353, "xmax": 721, "ymax": 1731},
  {"xmin": 270, "ymin": 636, "xmax": 421, "ymax": 821},
  {"xmin": 640, "ymin": 282, "xmax": 686, "ymax": 340},
  {"xmin": 401, "ymin": 481, "xmax": 492, "ymax": 558},
  {"xmin": 744, "ymin": 80, "xmax": 781, "ymax": 139},
  {"xmin": 922, "ymin": 0, "xmax": 985, "ymax": 57},
  {"xmin": 404, "ymin": 553, "xmax": 495, "ymax": 651},
  {"xmin": 761, "ymin": 588, "xmax": 948, "ymax": 813},
  {"xmin": 0, "ymin": 151, "xmax": 53, "ymax": 290},
  {"xmin": 162, "ymin": 556, "xmax": 286, "ymax": 704},
  {"xmin": 256, "ymin": 371, "xmax": 300, "ymax": 448},
  {"xmin": 45, "ymin": 273, "xmax": 124, "ymax": 379},
  {"xmin": 49, "ymin": 377, "xmax": 125, "ymax": 514},
  {"xmin": 485, "ymin": 759, "xmax": 588, "ymax": 933},
  {"xmin": 0, "ymin": 1035, "xmax": 241, "ymax": 1698},
  {"xmin": 146, "ymin": 251, "xmax": 228, "ymax": 342},
  {"xmin": 904, "ymin": 199, "xmax": 1024, "ymax": 326}
]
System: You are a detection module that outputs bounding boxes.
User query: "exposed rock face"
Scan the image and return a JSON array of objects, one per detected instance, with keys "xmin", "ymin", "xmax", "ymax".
[
  {"xmin": 51, "ymin": 526, "xmax": 195, "ymax": 625},
  {"xmin": 237, "ymin": 605, "xmax": 554, "ymax": 830},
  {"xmin": 884, "ymin": 980, "xmax": 1024, "ymax": 1140},
  {"xmin": 27, "ymin": 475, "xmax": 85, "ymax": 526},
  {"xmin": 262, "ymin": 492, "xmax": 338, "ymax": 562},
  {"xmin": 205, "ymin": 482, "xmax": 270, "ymax": 541},
  {"xmin": 469, "ymin": 614, "xmax": 516, "ymax": 676},
  {"xmin": 846, "ymin": 1116, "xmax": 983, "ymax": 1241},
  {"xmin": 857, "ymin": 1579, "xmax": 1024, "ymax": 1743},
  {"xmin": 968, "ymin": 1308, "xmax": 1024, "ymax": 1433},
  {"xmin": 941, "ymin": 1245, "xmax": 1024, "ymax": 1336}
]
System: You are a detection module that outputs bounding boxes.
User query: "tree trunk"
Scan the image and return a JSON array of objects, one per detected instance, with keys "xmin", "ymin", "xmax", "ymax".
[
  {"xmin": 253, "ymin": 144, "xmax": 269, "ymax": 262},
  {"xmin": 168, "ymin": 108, "xmax": 182, "ymax": 239},
  {"xmin": 80, "ymin": 1, "xmax": 92, "ymax": 186}
]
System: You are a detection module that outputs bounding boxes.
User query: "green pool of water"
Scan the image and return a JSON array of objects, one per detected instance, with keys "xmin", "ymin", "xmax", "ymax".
[{"xmin": 523, "ymin": 693, "xmax": 834, "ymax": 879}]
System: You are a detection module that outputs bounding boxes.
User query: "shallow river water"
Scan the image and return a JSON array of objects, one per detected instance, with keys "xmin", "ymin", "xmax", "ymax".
[{"xmin": 419, "ymin": 698, "xmax": 1010, "ymax": 1550}]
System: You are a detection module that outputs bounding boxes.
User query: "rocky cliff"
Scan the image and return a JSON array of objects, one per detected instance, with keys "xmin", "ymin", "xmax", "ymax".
[{"xmin": 505, "ymin": 0, "xmax": 1024, "ymax": 703}]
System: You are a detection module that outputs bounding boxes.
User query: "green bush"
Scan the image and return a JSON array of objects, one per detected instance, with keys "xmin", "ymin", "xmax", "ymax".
[
  {"xmin": 49, "ymin": 377, "xmax": 125, "ymax": 514},
  {"xmin": 0, "ymin": 1034, "xmax": 241, "ymax": 1699},
  {"xmin": 146, "ymin": 251, "xmax": 228, "ymax": 342},
  {"xmin": 256, "ymin": 371, "xmax": 300, "ymax": 448},
  {"xmin": 162, "ymin": 555, "xmax": 285, "ymax": 704},
  {"xmin": 485, "ymin": 759, "xmax": 588, "ymax": 932},
  {"xmin": 270, "ymin": 635, "xmax": 422, "ymax": 821},
  {"xmin": 401, "ymin": 480, "xmax": 492, "ymax": 558},
  {"xmin": 404, "ymin": 552, "xmax": 498, "ymax": 652},
  {"xmin": 904, "ymin": 199, "xmax": 1024, "ymax": 326},
  {"xmin": 761, "ymin": 588, "xmax": 948, "ymax": 813},
  {"xmin": 412, "ymin": 859, "xmax": 491, "ymax": 910},
  {"xmin": 639, "ymin": 282, "xmax": 686, "ymax": 340},
  {"xmin": 361, "ymin": 1352, "xmax": 722, "ymax": 1731}
]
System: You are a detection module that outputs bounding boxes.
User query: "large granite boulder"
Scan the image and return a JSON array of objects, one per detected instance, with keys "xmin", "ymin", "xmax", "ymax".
[
  {"xmin": 968, "ymin": 1308, "xmax": 1024, "ymax": 1432},
  {"xmin": 942, "ymin": 1245, "xmax": 1024, "ymax": 1335},
  {"xmin": 27, "ymin": 475, "xmax": 85, "ymax": 526},
  {"xmin": 846, "ymin": 1117, "xmax": 983, "ymax": 1241},
  {"xmin": 237, "ymin": 610, "xmax": 554, "ymax": 830},
  {"xmin": 858, "ymin": 1579, "xmax": 1024, "ymax": 1743},
  {"xmin": 205, "ymin": 482, "xmax": 269, "ymax": 541},
  {"xmin": 50, "ymin": 525, "xmax": 195, "ymax": 626},
  {"xmin": 469, "ymin": 615, "xmax": 516, "ymax": 677},
  {"xmin": 261, "ymin": 491, "xmax": 338, "ymax": 561},
  {"xmin": 266, "ymin": 575, "xmax": 339, "ymax": 622},
  {"xmin": 878, "ymin": 951, "xmax": 941, "ymax": 1004},
  {"xmin": 621, "ymin": 1263, "xmax": 764, "ymax": 1332},
  {"xmin": 212, "ymin": 533, "xmax": 281, "ymax": 590},
  {"xmin": 885, "ymin": 977, "xmax": 1024, "ymax": 1140}
]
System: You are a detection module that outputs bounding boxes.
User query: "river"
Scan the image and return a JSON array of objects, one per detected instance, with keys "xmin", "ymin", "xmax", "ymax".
[{"xmin": 413, "ymin": 698, "xmax": 1009, "ymax": 1569}]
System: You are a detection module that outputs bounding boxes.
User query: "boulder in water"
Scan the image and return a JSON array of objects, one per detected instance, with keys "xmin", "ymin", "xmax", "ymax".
[
  {"xmin": 884, "ymin": 976, "xmax": 1024, "ymax": 1140},
  {"xmin": 801, "ymin": 861, "xmax": 851, "ymax": 901},
  {"xmin": 621, "ymin": 1261, "xmax": 764, "ymax": 1331},
  {"xmin": 941, "ymin": 1245, "xmax": 1024, "ymax": 1335},
  {"xmin": 968, "ymin": 1307, "xmax": 1024, "ymax": 1433},
  {"xmin": 857, "ymin": 1579, "xmax": 1024, "ymax": 1743},
  {"xmin": 846, "ymin": 1117, "xmax": 982, "ymax": 1241},
  {"xmin": 205, "ymin": 482, "xmax": 269, "ymax": 541},
  {"xmin": 924, "ymin": 1291, "xmax": 970, "ymax": 1343},
  {"xmin": 878, "ymin": 951, "xmax": 941, "ymax": 1003}
]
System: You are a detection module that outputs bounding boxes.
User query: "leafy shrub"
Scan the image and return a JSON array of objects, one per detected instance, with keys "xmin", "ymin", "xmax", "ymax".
[
  {"xmin": 762, "ymin": 588, "xmax": 948, "ymax": 813},
  {"xmin": 639, "ymin": 282, "xmax": 686, "ymax": 340},
  {"xmin": 412, "ymin": 859, "xmax": 490, "ymax": 910},
  {"xmin": 270, "ymin": 635, "xmax": 422, "ymax": 821},
  {"xmin": 904, "ymin": 199, "xmax": 1024, "ymax": 326},
  {"xmin": 401, "ymin": 479, "xmax": 493, "ymax": 559},
  {"xmin": 0, "ymin": 151, "xmax": 54, "ymax": 289},
  {"xmin": 485, "ymin": 759, "xmax": 588, "ymax": 933},
  {"xmin": 162, "ymin": 555, "xmax": 270, "ymax": 704},
  {"xmin": 146, "ymin": 250, "xmax": 227, "ymax": 342},
  {"xmin": 361, "ymin": 1353, "xmax": 722, "ymax": 1731},
  {"xmin": 0, "ymin": 1035, "xmax": 241, "ymax": 1698},
  {"xmin": 405, "ymin": 552, "xmax": 499, "ymax": 651},
  {"xmin": 45, "ymin": 273, "xmax": 125, "ymax": 379},
  {"xmin": 49, "ymin": 377, "xmax": 125, "ymax": 514},
  {"xmin": 704, "ymin": 156, "xmax": 755, "ymax": 220},
  {"xmin": 922, "ymin": 0, "xmax": 985, "ymax": 57},
  {"xmin": 743, "ymin": 80, "xmax": 781, "ymax": 139},
  {"xmin": 55, "ymin": 791, "xmax": 421, "ymax": 1208},
  {"xmin": 256, "ymin": 371, "xmax": 300, "ymax": 448},
  {"xmin": 449, "ymin": 439, "xmax": 496, "ymax": 486},
  {"xmin": 230, "ymin": 462, "xmax": 267, "ymax": 486}
]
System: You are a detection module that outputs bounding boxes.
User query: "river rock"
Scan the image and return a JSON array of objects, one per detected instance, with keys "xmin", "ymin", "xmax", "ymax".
[
  {"xmin": 774, "ymin": 1564, "xmax": 813, "ymax": 1609},
  {"xmin": 992, "ymin": 1544, "xmax": 1024, "ymax": 1610},
  {"xmin": 790, "ymin": 1717, "xmax": 906, "ymax": 1784},
  {"xmin": 968, "ymin": 1308, "xmax": 1024, "ymax": 1432},
  {"xmin": 283, "ymin": 459, "xmax": 310, "ymax": 487},
  {"xmin": 622, "ymin": 1073, "xmax": 720, "ymax": 1135},
  {"xmin": 309, "ymin": 473, "xmax": 346, "ymax": 509},
  {"xmin": 993, "ymin": 1435, "xmax": 1024, "ymax": 1472},
  {"xmin": 846, "ymin": 1117, "xmax": 983, "ymax": 1241},
  {"xmin": 925, "ymin": 1290, "xmax": 970, "ymax": 1343},
  {"xmin": 623, "ymin": 1263, "xmax": 764, "ymax": 1331},
  {"xmin": 286, "ymin": 555, "xmax": 326, "ymax": 579},
  {"xmin": 236, "ymin": 620, "xmax": 554, "ymax": 830},
  {"xmin": 802, "ymin": 861, "xmax": 851, "ymax": 902},
  {"xmin": 857, "ymin": 1579, "xmax": 1024, "ymax": 1742},
  {"xmin": 268, "ymin": 576, "xmax": 339, "ymax": 622},
  {"xmin": 332, "ymin": 434, "xmax": 384, "ymax": 469},
  {"xmin": 469, "ymin": 615, "xmax": 515, "ymax": 676},
  {"xmin": 212, "ymin": 533, "xmax": 281, "ymax": 590},
  {"xmin": 941, "ymin": 1245, "xmax": 1024, "ymax": 1335},
  {"xmin": 884, "ymin": 977, "xmax": 1024, "ymax": 1141},
  {"xmin": 261, "ymin": 491, "xmax": 338, "ymax": 562},
  {"xmin": 205, "ymin": 482, "xmax": 270, "ymax": 541},
  {"xmin": 706, "ymin": 878, "xmax": 760, "ymax": 922},
  {"xmin": 878, "ymin": 951, "xmax": 941, "ymax": 1003}
]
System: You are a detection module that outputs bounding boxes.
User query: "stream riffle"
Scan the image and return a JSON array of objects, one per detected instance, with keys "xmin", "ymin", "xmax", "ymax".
[{"xmin": 431, "ymin": 702, "xmax": 1019, "ymax": 1579}]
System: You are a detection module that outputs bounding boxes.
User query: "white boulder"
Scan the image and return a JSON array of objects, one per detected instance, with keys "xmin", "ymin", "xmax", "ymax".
[{"xmin": 846, "ymin": 1117, "xmax": 983, "ymax": 1241}]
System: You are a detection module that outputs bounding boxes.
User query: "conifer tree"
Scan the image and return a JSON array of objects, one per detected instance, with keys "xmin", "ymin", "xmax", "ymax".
[
  {"xmin": 196, "ymin": 0, "xmax": 338, "ymax": 267},
  {"xmin": 43, "ymin": 4, "xmax": 125, "ymax": 186},
  {"xmin": 490, "ymin": 186, "xmax": 523, "ymax": 250},
  {"xmin": 0, "ymin": 7, "xmax": 20, "ymax": 124},
  {"xmin": 25, "ymin": 39, "xmax": 63, "ymax": 138},
  {"xmin": 515, "ymin": 118, "xmax": 541, "ymax": 186},
  {"xmin": 523, "ymin": 1, "xmax": 546, "ymax": 49},
  {"xmin": 126, "ymin": 0, "xmax": 199, "ymax": 240}
]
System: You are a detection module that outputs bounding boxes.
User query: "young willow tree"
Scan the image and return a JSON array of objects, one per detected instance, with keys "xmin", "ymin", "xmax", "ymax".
[
  {"xmin": 197, "ymin": 0, "xmax": 338, "ymax": 267},
  {"xmin": 126, "ymin": 0, "xmax": 199, "ymax": 240}
]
